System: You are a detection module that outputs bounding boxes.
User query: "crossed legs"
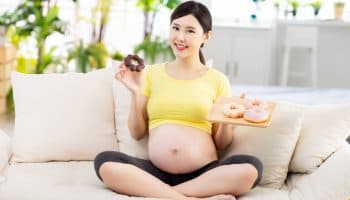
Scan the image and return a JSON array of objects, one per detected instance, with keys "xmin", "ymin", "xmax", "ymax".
[{"xmin": 94, "ymin": 151, "xmax": 263, "ymax": 200}]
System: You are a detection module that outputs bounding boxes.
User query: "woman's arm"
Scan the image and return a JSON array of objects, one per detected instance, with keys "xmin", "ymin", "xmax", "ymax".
[
  {"xmin": 212, "ymin": 123, "xmax": 234, "ymax": 150},
  {"xmin": 128, "ymin": 90, "xmax": 148, "ymax": 141},
  {"xmin": 115, "ymin": 62, "xmax": 149, "ymax": 141}
]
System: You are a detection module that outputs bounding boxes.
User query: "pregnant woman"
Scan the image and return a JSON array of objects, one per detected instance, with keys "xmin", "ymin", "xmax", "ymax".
[{"xmin": 94, "ymin": 1, "xmax": 263, "ymax": 200}]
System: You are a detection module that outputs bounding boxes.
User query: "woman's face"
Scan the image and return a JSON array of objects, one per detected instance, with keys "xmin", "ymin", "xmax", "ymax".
[{"xmin": 169, "ymin": 14, "xmax": 210, "ymax": 60}]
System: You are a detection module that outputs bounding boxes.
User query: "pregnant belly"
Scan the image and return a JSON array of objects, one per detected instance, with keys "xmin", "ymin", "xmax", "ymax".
[{"xmin": 148, "ymin": 124, "xmax": 218, "ymax": 174}]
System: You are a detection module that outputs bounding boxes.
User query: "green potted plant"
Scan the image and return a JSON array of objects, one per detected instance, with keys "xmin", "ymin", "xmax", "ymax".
[
  {"xmin": 110, "ymin": 50, "xmax": 124, "ymax": 61},
  {"xmin": 0, "ymin": 0, "xmax": 67, "ymax": 74},
  {"xmin": 90, "ymin": 0, "xmax": 114, "ymax": 43},
  {"xmin": 274, "ymin": 0, "xmax": 280, "ymax": 8},
  {"xmin": 134, "ymin": 0, "xmax": 180, "ymax": 64},
  {"xmin": 67, "ymin": 40, "xmax": 108, "ymax": 73},
  {"xmin": 309, "ymin": 0, "xmax": 322, "ymax": 17},
  {"xmin": 0, "ymin": 0, "xmax": 69, "ymax": 114},
  {"xmin": 334, "ymin": 1, "xmax": 345, "ymax": 20},
  {"xmin": 109, "ymin": 50, "xmax": 124, "ymax": 70},
  {"xmin": 70, "ymin": 0, "xmax": 117, "ymax": 70},
  {"xmin": 288, "ymin": 0, "xmax": 300, "ymax": 17},
  {"xmin": 134, "ymin": 35, "xmax": 174, "ymax": 64}
]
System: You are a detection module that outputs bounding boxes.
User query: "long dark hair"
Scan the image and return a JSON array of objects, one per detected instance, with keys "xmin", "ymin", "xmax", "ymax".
[{"xmin": 170, "ymin": 1, "xmax": 212, "ymax": 65}]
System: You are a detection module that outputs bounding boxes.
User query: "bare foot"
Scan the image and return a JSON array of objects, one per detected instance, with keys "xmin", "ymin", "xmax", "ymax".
[
  {"xmin": 130, "ymin": 197, "xmax": 171, "ymax": 200},
  {"xmin": 190, "ymin": 194, "xmax": 236, "ymax": 200},
  {"xmin": 131, "ymin": 194, "xmax": 236, "ymax": 200}
]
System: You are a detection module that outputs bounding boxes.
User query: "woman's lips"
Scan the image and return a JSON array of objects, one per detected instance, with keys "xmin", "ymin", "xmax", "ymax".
[{"xmin": 175, "ymin": 43, "xmax": 187, "ymax": 51}]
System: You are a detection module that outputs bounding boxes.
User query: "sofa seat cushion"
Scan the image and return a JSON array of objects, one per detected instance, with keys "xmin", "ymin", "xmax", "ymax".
[
  {"xmin": 0, "ymin": 162, "xmax": 129, "ymax": 200},
  {"xmin": 0, "ymin": 161, "xmax": 289, "ymax": 200},
  {"xmin": 239, "ymin": 187, "xmax": 289, "ymax": 200}
]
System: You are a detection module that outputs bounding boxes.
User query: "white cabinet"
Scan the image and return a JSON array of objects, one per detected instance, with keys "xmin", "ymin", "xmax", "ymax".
[
  {"xmin": 203, "ymin": 26, "xmax": 273, "ymax": 85},
  {"xmin": 274, "ymin": 21, "xmax": 350, "ymax": 88}
]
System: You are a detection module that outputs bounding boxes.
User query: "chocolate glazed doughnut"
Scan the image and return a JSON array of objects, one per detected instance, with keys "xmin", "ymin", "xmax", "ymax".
[{"xmin": 124, "ymin": 54, "xmax": 145, "ymax": 72}]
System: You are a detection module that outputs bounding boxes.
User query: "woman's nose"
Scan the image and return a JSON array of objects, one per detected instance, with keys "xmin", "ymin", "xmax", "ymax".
[{"xmin": 175, "ymin": 31, "xmax": 185, "ymax": 42}]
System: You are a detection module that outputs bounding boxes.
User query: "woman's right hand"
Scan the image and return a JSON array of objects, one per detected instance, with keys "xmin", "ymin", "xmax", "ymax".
[{"xmin": 115, "ymin": 62, "xmax": 143, "ymax": 94}]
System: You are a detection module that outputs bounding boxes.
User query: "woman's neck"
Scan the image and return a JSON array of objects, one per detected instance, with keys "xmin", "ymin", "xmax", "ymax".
[{"xmin": 172, "ymin": 56, "xmax": 204, "ymax": 71}]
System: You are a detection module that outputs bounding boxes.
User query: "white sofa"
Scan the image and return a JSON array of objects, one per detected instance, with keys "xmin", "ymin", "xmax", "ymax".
[{"xmin": 1, "ymin": 67, "xmax": 350, "ymax": 200}]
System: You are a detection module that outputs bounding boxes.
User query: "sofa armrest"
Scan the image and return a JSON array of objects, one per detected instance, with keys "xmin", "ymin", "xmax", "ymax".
[
  {"xmin": 0, "ymin": 129, "xmax": 12, "ymax": 175},
  {"xmin": 288, "ymin": 143, "xmax": 350, "ymax": 200}
]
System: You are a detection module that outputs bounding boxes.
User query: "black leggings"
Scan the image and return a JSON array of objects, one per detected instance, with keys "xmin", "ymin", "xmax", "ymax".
[{"xmin": 94, "ymin": 151, "xmax": 263, "ymax": 188}]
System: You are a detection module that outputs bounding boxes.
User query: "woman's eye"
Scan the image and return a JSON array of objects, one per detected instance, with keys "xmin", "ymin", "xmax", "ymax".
[
  {"xmin": 172, "ymin": 26, "xmax": 179, "ymax": 31},
  {"xmin": 188, "ymin": 30, "xmax": 195, "ymax": 33}
]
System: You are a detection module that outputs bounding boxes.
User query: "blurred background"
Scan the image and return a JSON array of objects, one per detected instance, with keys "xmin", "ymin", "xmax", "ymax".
[{"xmin": 1, "ymin": 0, "xmax": 350, "ymax": 132}]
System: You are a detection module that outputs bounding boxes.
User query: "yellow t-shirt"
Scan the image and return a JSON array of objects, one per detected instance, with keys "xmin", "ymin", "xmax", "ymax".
[{"xmin": 141, "ymin": 63, "xmax": 232, "ymax": 134}]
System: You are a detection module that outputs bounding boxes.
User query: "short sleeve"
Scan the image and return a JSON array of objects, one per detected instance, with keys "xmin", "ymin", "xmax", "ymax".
[
  {"xmin": 141, "ymin": 67, "xmax": 151, "ymax": 97},
  {"xmin": 216, "ymin": 75, "xmax": 232, "ymax": 98}
]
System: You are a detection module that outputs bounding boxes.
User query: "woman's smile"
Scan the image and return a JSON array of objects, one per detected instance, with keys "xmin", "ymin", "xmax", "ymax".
[{"xmin": 174, "ymin": 42, "xmax": 188, "ymax": 51}]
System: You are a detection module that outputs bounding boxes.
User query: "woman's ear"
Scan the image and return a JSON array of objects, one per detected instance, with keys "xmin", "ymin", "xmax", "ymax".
[{"xmin": 203, "ymin": 30, "xmax": 212, "ymax": 44}]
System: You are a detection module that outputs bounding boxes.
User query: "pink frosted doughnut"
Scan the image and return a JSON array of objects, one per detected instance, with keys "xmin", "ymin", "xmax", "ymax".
[
  {"xmin": 244, "ymin": 98, "xmax": 268, "ymax": 110},
  {"xmin": 244, "ymin": 107, "xmax": 269, "ymax": 123},
  {"xmin": 223, "ymin": 103, "xmax": 246, "ymax": 118}
]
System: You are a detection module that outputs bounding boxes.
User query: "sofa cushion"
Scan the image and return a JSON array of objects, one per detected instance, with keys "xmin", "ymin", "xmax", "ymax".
[
  {"xmin": 220, "ymin": 102, "xmax": 304, "ymax": 189},
  {"xmin": 239, "ymin": 187, "xmax": 289, "ymax": 200},
  {"xmin": 288, "ymin": 144, "xmax": 350, "ymax": 200},
  {"xmin": 0, "ymin": 161, "xmax": 288, "ymax": 200},
  {"xmin": 10, "ymin": 68, "xmax": 118, "ymax": 163},
  {"xmin": 0, "ymin": 162, "xmax": 129, "ymax": 200},
  {"xmin": 112, "ymin": 63, "xmax": 148, "ymax": 159},
  {"xmin": 289, "ymin": 103, "xmax": 350, "ymax": 173},
  {"xmin": 0, "ymin": 162, "xmax": 288, "ymax": 200}
]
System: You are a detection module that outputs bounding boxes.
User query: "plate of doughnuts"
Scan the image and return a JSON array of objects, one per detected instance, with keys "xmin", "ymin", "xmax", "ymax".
[{"xmin": 207, "ymin": 96, "xmax": 276, "ymax": 128}]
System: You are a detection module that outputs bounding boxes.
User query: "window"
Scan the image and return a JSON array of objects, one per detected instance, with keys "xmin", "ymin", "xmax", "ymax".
[{"xmin": 210, "ymin": 0, "xmax": 350, "ymax": 22}]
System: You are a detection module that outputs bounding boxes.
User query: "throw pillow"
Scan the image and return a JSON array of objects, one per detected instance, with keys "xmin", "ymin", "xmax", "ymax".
[
  {"xmin": 10, "ymin": 68, "xmax": 118, "ymax": 163},
  {"xmin": 289, "ymin": 103, "xmax": 350, "ymax": 173},
  {"xmin": 219, "ymin": 102, "xmax": 304, "ymax": 189}
]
